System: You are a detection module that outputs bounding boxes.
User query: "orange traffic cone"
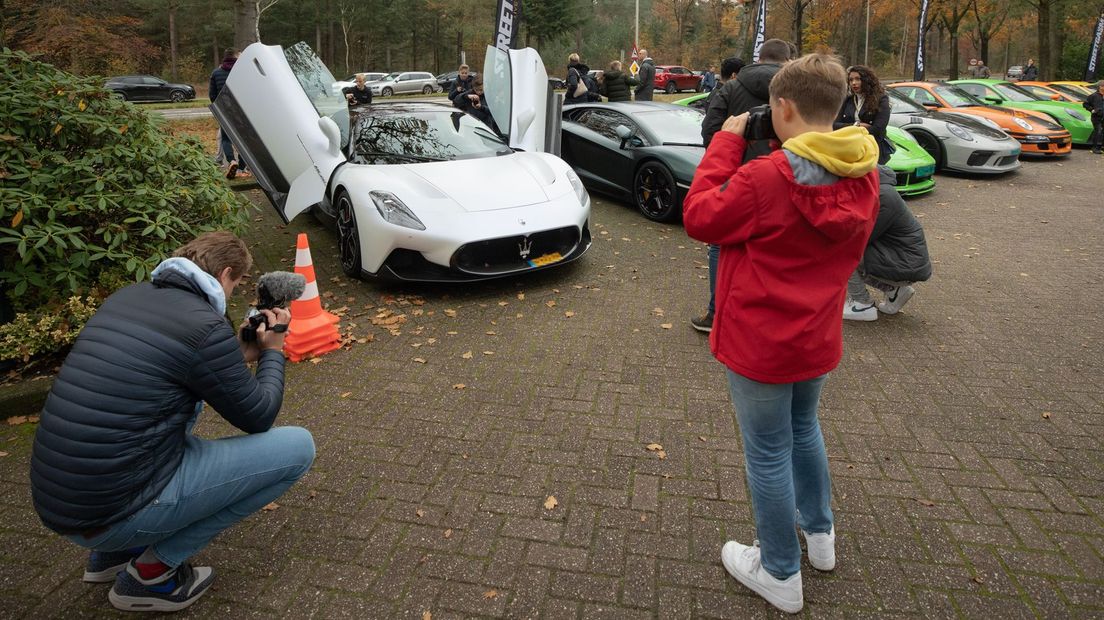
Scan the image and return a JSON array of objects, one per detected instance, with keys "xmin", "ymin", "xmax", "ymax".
[{"xmin": 283, "ymin": 233, "xmax": 342, "ymax": 362}]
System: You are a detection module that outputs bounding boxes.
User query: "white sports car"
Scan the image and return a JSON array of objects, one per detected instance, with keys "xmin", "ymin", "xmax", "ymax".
[{"xmin": 212, "ymin": 42, "xmax": 591, "ymax": 282}]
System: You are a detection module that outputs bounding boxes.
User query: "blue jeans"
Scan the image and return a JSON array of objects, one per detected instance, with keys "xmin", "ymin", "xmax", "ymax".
[
  {"xmin": 707, "ymin": 244, "xmax": 719, "ymax": 315},
  {"xmin": 726, "ymin": 370, "xmax": 833, "ymax": 580},
  {"xmin": 218, "ymin": 127, "xmax": 246, "ymax": 170},
  {"xmin": 69, "ymin": 425, "xmax": 314, "ymax": 567}
]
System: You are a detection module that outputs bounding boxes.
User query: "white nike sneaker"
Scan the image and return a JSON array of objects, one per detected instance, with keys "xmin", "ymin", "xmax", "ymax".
[{"xmin": 720, "ymin": 540, "xmax": 803, "ymax": 614}]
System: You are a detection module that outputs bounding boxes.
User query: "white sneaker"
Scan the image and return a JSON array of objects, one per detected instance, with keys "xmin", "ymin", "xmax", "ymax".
[
  {"xmin": 877, "ymin": 285, "xmax": 914, "ymax": 315},
  {"xmin": 801, "ymin": 527, "xmax": 836, "ymax": 571},
  {"xmin": 843, "ymin": 298, "xmax": 877, "ymax": 321},
  {"xmin": 720, "ymin": 541, "xmax": 803, "ymax": 614}
]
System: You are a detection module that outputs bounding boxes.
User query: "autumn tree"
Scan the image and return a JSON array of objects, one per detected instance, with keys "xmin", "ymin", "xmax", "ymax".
[{"xmin": 939, "ymin": 0, "xmax": 973, "ymax": 78}]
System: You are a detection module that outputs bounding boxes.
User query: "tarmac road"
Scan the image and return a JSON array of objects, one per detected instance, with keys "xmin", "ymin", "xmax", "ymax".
[{"xmin": 2, "ymin": 148, "xmax": 1102, "ymax": 617}]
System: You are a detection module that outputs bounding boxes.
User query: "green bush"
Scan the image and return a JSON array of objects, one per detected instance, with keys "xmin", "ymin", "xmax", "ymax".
[{"xmin": 0, "ymin": 48, "xmax": 251, "ymax": 359}]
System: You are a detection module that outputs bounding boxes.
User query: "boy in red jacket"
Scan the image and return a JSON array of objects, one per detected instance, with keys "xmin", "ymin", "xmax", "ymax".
[{"xmin": 683, "ymin": 54, "xmax": 880, "ymax": 614}]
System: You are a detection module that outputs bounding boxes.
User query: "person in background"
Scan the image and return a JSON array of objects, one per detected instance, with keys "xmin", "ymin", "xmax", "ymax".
[
  {"xmin": 565, "ymin": 53, "xmax": 593, "ymax": 105},
  {"xmin": 843, "ymin": 165, "xmax": 933, "ymax": 321},
  {"xmin": 683, "ymin": 53, "xmax": 880, "ymax": 614},
  {"xmin": 834, "ymin": 64, "xmax": 892, "ymax": 165},
  {"xmin": 456, "ymin": 77, "xmax": 500, "ymax": 134},
  {"xmin": 1022, "ymin": 58, "xmax": 1038, "ymax": 81},
  {"xmin": 1084, "ymin": 81, "xmax": 1104, "ymax": 155},
  {"xmin": 702, "ymin": 64, "xmax": 717, "ymax": 92},
  {"xmin": 342, "ymin": 73, "xmax": 373, "ymax": 107},
  {"xmin": 600, "ymin": 60, "xmax": 639, "ymax": 102},
  {"xmin": 448, "ymin": 64, "xmax": 475, "ymax": 109},
  {"xmin": 977, "ymin": 60, "xmax": 991, "ymax": 78},
  {"xmin": 209, "ymin": 49, "xmax": 249, "ymax": 179},
  {"xmin": 635, "ymin": 49, "xmax": 656, "ymax": 101}
]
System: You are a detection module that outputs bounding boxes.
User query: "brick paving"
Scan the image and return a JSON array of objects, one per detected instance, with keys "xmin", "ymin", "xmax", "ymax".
[{"xmin": 1, "ymin": 151, "xmax": 1102, "ymax": 618}]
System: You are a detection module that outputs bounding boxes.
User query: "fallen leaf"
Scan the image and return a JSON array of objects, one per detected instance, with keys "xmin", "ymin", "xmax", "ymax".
[
  {"xmin": 462, "ymin": 351, "xmax": 473, "ymax": 359},
  {"xmin": 640, "ymin": 514, "xmax": 647, "ymax": 522},
  {"xmin": 482, "ymin": 350, "xmax": 495, "ymax": 355},
  {"xmin": 0, "ymin": 451, "xmax": 9, "ymax": 457},
  {"xmin": 413, "ymin": 357, "xmax": 427, "ymax": 364},
  {"xmin": 443, "ymin": 528, "xmax": 453, "ymax": 539},
  {"xmin": 308, "ymin": 490, "xmax": 317, "ymax": 499},
  {"xmin": 545, "ymin": 300, "xmax": 557, "ymax": 308},
  {"xmin": 483, "ymin": 589, "xmax": 499, "ymax": 599},
  {"xmin": 1041, "ymin": 411, "xmax": 1051, "ymax": 419},
  {"xmin": 444, "ymin": 309, "xmax": 457, "ymax": 317},
  {"xmin": 309, "ymin": 358, "xmax": 322, "ymax": 364},
  {"xmin": 544, "ymin": 495, "xmax": 558, "ymax": 510},
  {"xmin": 657, "ymin": 450, "xmax": 667, "ymax": 460},
  {"xmin": 915, "ymin": 498, "xmax": 936, "ymax": 507},
  {"xmin": 262, "ymin": 502, "xmax": 280, "ymax": 511},
  {"xmin": 972, "ymin": 576, "xmax": 985, "ymax": 584},
  {"xmin": 340, "ymin": 392, "xmax": 352, "ymax": 398},
  {"xmin": 486, "ymin": 330, "xmax": 497, "ymax": 335},
  {"xmin": 423, "ymin": 612, "xmax": 432, "ymax": 620},
  {"xmin": 416, "ymin": 509, "xmax": 425, "ymax": 518},
  {"xmin": 498, "ymin": 301, "xmax": 509, "ymax": 306},
  {"xmin": 646, "ymin": 443, "xmax": 663, "ymax": 451},
  {"xmin": 517, "ymin": 293, "xmax": 525, "ymax": 300},
  {"xmin": 11, "ymin": 209, "xmax": 23, "ymax": 227},
  {"xmin": 452, "ymin": 383, "xmax": 466, "ymax": 390},
  {"xmin": 5, "ymin": 416, "xmax": 27, "ymax": 425},
  {"xmin": 698, "ymin": 436, "xmax": 707, "ymax": 442},
  {"xmin": 660, "ymin": 323, "xmax": 672, "ymax": 329},
  {"xmin": 564, "ymin": 311, "xmax": 575, "ymax": 318}
]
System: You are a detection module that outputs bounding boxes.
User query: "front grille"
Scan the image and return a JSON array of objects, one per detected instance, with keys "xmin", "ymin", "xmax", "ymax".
[
  {"xmin": 967, "ymin": 151, "xmax": 994, "ymax": 166},
  {"xmin": 895, "ymin": 172, "xmax": 910, "ymax": 186},
  {"xmin": 997, "ymin": 155, "xmax": 1019, "ymax": 166},
  {"xmin": 453, "ymin": 227, "xmax": 581, "ymax": 276}
]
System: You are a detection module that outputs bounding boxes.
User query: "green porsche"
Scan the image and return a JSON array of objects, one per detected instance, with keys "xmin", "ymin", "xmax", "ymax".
[{"xmin": 949, "ymin": 79, "xmax": 1093, "ymax": 144}]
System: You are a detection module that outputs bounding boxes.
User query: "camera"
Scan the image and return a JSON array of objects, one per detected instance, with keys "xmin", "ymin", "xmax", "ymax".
[
  {"xmin": 744, "ymin": 104, "xmax": 777, "ymax": 141},
  {"xmin": 239, "ymin": 272, "xmax": 305, "ymax": 343}
]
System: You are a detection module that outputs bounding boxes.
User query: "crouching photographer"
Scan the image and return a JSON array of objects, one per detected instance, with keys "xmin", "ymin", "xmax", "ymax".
[
  {"xmin": 683, "ymin": 54, "xmax": 880, "ymax": 613},
  {"xmin": 30, "ymin": 231, "xmax": 314, "ymax": 613}
]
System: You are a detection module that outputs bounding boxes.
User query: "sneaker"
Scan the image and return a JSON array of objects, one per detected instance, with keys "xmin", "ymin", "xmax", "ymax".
[
  {"xmin": 225, "ymin": 161, "xmax": 238, "ymax": 180},
  {"xmin": 721, "ymin": 540, "xmax": 803, "ymax": 614},
  {"xmin": 801, "ymin": 527, "xmax": 836, "ymax": 571},
  {"xmin": 877, "ymin": 285, "xmax": 914, "ymax": 315},
  {"xmin": 108, "ymin": 560, "xmax": 215, "ymax": 612},
  {"xmin": 843, "ymin": 298, "xmax": 877, "ymax": 321},
  {"xmin": 690, "ymin": 311, "xmax": 714, "ymax": 333},
  {"xmin": 83, "ymin": 547, "xmax": 145, "ymax": 583}
]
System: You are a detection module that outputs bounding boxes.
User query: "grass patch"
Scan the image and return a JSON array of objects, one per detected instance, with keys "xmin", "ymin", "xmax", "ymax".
[{"xmin": 141, "ymin": 99, "xmax": 211, "ymax": 110}]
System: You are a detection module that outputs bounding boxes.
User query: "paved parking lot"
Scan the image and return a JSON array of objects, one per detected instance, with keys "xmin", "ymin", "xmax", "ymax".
[{"xmin": 1, "ymin": 150, "xmax": 1102, "ymax": 617}]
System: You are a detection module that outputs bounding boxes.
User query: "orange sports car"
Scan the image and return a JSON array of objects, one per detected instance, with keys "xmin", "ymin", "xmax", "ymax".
[
  {"xmin": 1015, "ymin": 81, "xmax": 1084, "ymax": 103},
  {"xmin": 888, "ymin": 81, "xmax": 1072, "ymax": 156}
]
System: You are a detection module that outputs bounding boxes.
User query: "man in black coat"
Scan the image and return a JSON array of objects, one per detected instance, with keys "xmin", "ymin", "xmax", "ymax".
[
  {"xmin": 448, "ymin": 64, "xmax": 476, "ymax": 108},
  {"xmin": 343, "ymin": 73, "xmax": 373, "ymax": 106},
  {"xmin": 209, "ymin": 48, "xmax": 248, "ymax": 179},
  {"xmin": 30, "ymin": 232, "xmax": 314, "ymax": 612},
  {"xmin": 635, "ymin": 50, "xmax": 656, "ymax": 101},
  {"xmin": 1084, "ymin": 81, "xmax": 1104, "ymax": 154}
]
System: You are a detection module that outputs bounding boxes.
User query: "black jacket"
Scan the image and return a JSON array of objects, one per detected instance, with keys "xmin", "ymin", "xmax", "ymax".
[
  {"xmin": 635, "ymin": 58, "xmax": 656, "ymax": 101},
  {"xmin": 1084, "ymin": 91, "xmax": 1104, "ymax": 117},
  {"xmin": 343, "ymin": 84, "xmax": 373, "ymax": 106},
  {"xmin": 30, "ymin": 268, "xmax": 286, "ymax": 534},
  {"xmin": 601, "ymin": 70, "xmax": 638, "ymax": 102},
  {"xmin": 565, "ymin": 62, "xmax": 592, "ymax": 105},
  {"xmin": 449, "ymin": 75, "xmax": 475, "ymax": 107},
  {"xmin": 208, "ymin": 59, "xmax": 235, "ymax": 102},
  {"xmin": 1022, "ymin": 64, "xmax": 1038, "ymax": 80},
  {"xmin": 701, "ymin": 62, "xmax": 781, "ymax": 160},
  {"xmin": 835, "ymin": 93, "xmax": 892, "ymax": 165},
  {"xmin": 861, "ymin": 166, "xmax": 933, "ymax": 282}
]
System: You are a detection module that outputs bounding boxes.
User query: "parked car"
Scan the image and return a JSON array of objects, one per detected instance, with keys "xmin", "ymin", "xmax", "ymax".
[
  {"xmin": 561, "ymin": 101, "xmax": 705, "ymax": 222},
  {"xmin": 653, "ymin": 65, "xmax": 702, "ymax": 94},
  {"xmin": 331, "ymin": 72, "xmax": 386, "ymax": 96},
  {"xmin": 370, "ymin": 71, "xmax": 441, "ymax": 96},
  {"xmin": 104, "ymin": 75, "xmax": 195, "ymax": 103},
  {"xmin": 885, "ymin": 126, "xmax": 937, "ymax": 196},
  {"xmin": 888, "ymin": 81, "xmax": 1072, "ymax": 156},
  {"xmin": 885, "ymin": 89, "xmax": 1021, "ymax": 174},
  {"xmin": 548, "ymin": 77, "xmax": 567, "ymax": 90},
  {"xmin": 1047, "ymin": 81, "xmax": 1094, "ymax": 98},
  {"xmin": 435, "ymin": 70, "xmax": 478, "ymax": 91},
  {"xmin": 1005, "ymin": 65, "xmax": 1024, "ymax": 81},
  {"xmin": 673, "ymin": 92, "xmax": 709, "ymax": 111},
  {"xmin": 211, "ymin": 42, "xmax": 589, "ymax": 282},
  {"xmin": 1014, "ymin": 81, "xmax": 1083, "ymax": 103},
  {"xmin": 949, "ymin": 79, "xmax": 1093, "ymax": 144}
]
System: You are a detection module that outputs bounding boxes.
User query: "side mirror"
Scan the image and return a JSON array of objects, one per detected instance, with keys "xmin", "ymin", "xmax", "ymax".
[
  {"xmin": 1049, "ymin": 93, "xmax": 1060, "ymax": 101},
  {"xmin": 983, "ymin": 96, "xmax": 1001, "ymax": 104},
  {"xmin": 615, "ymin": 125, "xmax": 632, "ymax": 149},
  {"xmin": 318, "ymin": 116, "xmax": 342, "ymax": 158}
]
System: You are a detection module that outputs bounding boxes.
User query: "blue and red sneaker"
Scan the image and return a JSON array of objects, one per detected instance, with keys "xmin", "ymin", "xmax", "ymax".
[
  {"xmin": 83, "ymin": 547, "xmax": 146, "ymax": 583},
  {"xmin": 108, "ymin": 560, "xmax": 215, "ymax": 612}
]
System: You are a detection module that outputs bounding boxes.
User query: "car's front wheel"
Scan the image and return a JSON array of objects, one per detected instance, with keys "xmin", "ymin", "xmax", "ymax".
[
  {"xmin": 382, "ymin": 87, "xmax": 393, "ymax": 97},
  {"xmin": 422, "ymin": 85, "xmax": 433, "ymax": 94},
  {"xmin": 170, "ymin": 90, "xmax": 186, "ymax": 103},
  {"xmin": 909, "ymin": 130, "xmax": 944, "ymax": 170},
  {"xmin": 335, "ymin": 191, "xmax": 363, "ymax": 278},
  {"xmin": 634, "ymin": 162, "xmax": 679, "ymax": 222},
  {"xmin": 665, "ymin": 82, "xmax": 677, "ymax": 94}
]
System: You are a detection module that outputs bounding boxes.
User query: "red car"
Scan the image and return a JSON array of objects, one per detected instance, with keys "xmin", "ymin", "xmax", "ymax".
[{"xmin": 654, "ymin": 65, "xmax": 702, "ymax": 94}]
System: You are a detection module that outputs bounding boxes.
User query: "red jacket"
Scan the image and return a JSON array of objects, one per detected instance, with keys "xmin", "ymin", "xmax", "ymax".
[{"xmin": 684, "ymin": 131, "xmax": 879, "ymax": 383}]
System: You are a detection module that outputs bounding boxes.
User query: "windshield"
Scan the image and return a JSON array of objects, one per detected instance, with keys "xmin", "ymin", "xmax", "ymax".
[
  {"xmin": 380, "ymin": 73, "xmax": 401, "ymax": 82},
  {"xmin": 1050, "ymin": 84, "xmax": 1090, "ymax": 98},
  {"xmin": 933, "ymin": 85, "xmax": 984, "ymax": 107},
  {"xmin": 350, "ymin": 110, "xmax": 510, "ymax": 164},
  {"xmin": 887, "ymin": 89, "xmax": 926, "ymax": 113},
  {"xmin": 1019, "ymin": 84, "xmax": 1058, "ymax": 100},
  {"xmin": 993, "ymin": 83, "xmax": 1037, "ymax": 102},
  {"xmin": 633, "ymin": 109, "xmax": 705, "ymax": 145}
]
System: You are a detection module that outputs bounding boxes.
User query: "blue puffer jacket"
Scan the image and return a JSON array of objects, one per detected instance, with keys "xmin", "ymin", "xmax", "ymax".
[{"xmin": 30, "ymin": 259, "xmax": 286, "ymax": 535}]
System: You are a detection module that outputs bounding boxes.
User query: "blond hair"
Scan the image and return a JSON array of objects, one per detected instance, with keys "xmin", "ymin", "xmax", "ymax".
[
  {"xmin": 459, "ymin": 64, "xmax": 469, "ymax": 71},
  {"xmin": 609, "ymin": 60, "xmax": 622, "ymax": 71},
  {"xmin": 173, "ymin": 231, "xmax": 252, "ymax": 280},
  {"xmin": 769, "ymin": 53, "xmax": 848, "ymax": 125},
  {"xmin": 568, "ymin": 53, "xmax": 580, "ymax": 64}
]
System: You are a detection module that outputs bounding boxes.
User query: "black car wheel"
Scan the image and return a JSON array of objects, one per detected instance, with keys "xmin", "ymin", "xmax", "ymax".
[
  {"xmin": 336, "ymin": 191, "xmax": 363, "ymax": 278},
  {"xmin": 909, "ymin": 130, "xmax": 944, "ymax": 169},
  {"xmin": 422, "ymin": 85, "xmax": 433, "ymax": 94},
  {"xmin": 114, "ymin": 90, "xmax": 128, "ymax": 101},
  {"xmin": 170, "ymin": 90, "xmax": 186, "ymax": 103},
  {"xmin": 382, "ymin": 87, "xmax": 393, "ymax": 97},
  {"xmin": 634, "ymin": 162, "xmax": 679, "ymax": 222},
  {"xmin": 665, "ymin": 82, "xmax": 677, "ymax": 94}
]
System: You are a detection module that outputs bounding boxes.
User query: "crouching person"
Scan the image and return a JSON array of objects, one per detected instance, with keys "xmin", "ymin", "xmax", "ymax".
[
  {"xmin": 683, "ymin": 54, "xmax": 880, "ymax": 614},
  {"xmin": 30, "ymin": 231, "xmax": 315, "ymax": 612}
]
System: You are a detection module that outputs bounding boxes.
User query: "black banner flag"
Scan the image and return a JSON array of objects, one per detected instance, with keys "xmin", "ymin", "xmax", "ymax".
[
  {"xmin": 752, "ymin": 0, "xmax": 768, "ymax": 62},
  {"xmin": 1087, "ymin": 10, "xmax": 1104, "ymax": 82},
  {"xmin": 914, "ymin": 0, "xmax": 930, "ymax": 81},
  {"xmin": 494, "ymin": 0, "xmax": 522, "ymax": 52}
]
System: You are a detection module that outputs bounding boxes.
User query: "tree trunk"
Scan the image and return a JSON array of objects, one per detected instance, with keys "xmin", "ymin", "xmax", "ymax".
[
  {"xmin": 315, "ymin": 22, "xmax": 322, "ymax": 57},
  {"xmin": 433, "ymin": 16, "xmax": 440, "ymax": 74},
  {"xmin": 233, "ymin": 0, "xmax": 260, "ymax": 50},
  {"xmin": 168, "ymin": 3, "xmax": 179, "ymax": 80},
  {"xmin": 411, "ymin": 27, "xmax": 416, "ymax": 69},
  {"xmin": 948, "ymin": 31, "xmax": 959, "ymax": 79},
  {"xmin": 1037, "ymin": 0, "xmax": 1051, "ymax": 80},
  {"xmin": 0, "ymin": 0, "xmax": 6, "ymax": 49},
  {"xmin": 1052, "ymin": 0, "xmax": 1065, "ymax": 80},
  {"xmin": 793, "ymin": 2, "xmax": 804, "ymax": 55}
]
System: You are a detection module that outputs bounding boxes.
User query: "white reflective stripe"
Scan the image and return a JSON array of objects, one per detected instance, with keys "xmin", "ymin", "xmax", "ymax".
[
  {"xmin": 298, "ymin": 280, "xmax": 319, "ymax": 301},
  {"xmin": 295, "ymin": 247, "xmax": 313, "ymax": 267}
]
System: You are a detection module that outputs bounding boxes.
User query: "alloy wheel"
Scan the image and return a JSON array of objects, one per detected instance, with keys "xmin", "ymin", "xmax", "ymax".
[
  {"xmin": 634, "ymin": 163, "xmax": 678, "ymax": 222},
  {"xmin": 336, "ymin": 192, "xmax": 363, "ymax": 278}
]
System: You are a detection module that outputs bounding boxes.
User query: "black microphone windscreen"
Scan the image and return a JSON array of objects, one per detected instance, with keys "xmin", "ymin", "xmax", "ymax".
[{"xmin": 256, "ymin": 271, "xmax": 306, "ymax": 309}]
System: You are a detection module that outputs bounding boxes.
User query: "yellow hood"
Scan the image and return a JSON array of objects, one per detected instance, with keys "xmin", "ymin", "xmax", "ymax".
[{"xmin": 782, "ymin": 126, "xmax": 879, "ymax": 179}]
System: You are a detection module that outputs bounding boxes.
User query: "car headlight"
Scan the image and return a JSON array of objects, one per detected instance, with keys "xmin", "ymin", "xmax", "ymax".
[
  {"xmin": 566, "ymin": 169, "xmax": 588, "ymax": 206},
  {"xmin": 1066, "ymin": 110, "xmax": 1087, "ymax": 121},
  {"xmin": 947, "ymin": 123, "xmax": 974, "ymax": 141},
  {"xmin": 370, "ymin": 191, "xmax": 425, "ymax": 230},
  {"xmin": 1012, "ymin": 117, "xmax": 1033, "ymax": 130}
]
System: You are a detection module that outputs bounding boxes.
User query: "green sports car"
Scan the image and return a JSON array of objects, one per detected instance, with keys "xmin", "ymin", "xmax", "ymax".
[{"xmin": 949, "ymin": 79, "xmax": 1093, "ymax": 144}]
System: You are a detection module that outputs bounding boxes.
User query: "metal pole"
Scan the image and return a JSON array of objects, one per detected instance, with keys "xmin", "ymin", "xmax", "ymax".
[
  {"xmin": 635, "ymin": 0, "xmax": 639, "ymax": 50},
  {"xmin": 864, "ymin": 0, "xmax": 870, "ymax": 65}
]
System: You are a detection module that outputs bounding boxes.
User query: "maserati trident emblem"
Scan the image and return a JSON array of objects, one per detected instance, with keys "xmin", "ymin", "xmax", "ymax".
[{"xmin": 518, "ymin": 236, "xmax": 533, "ymax": 260}]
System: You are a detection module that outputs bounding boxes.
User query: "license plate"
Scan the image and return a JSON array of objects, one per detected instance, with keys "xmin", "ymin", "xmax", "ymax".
[
  {"xmin": 528, "ymin": 252, "xmax": 563, "ymax": 267},
  {"xmin": 916, "ymin": 165, "xmax": 935, "ymax": 177}
]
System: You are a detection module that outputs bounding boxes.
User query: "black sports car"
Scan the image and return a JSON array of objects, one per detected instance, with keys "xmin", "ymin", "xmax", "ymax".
[
  {"xmin": 104, "ymin": 75, "xmax": 196, "ymax": 103},
  {"xmin": 561, "ymin": 102, "xmax": 704, "ymax": 222}
]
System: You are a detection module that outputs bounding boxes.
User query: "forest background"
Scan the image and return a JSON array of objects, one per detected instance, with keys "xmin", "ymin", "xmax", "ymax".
[{"xmin": 1, "ymin": 0, "xmax": 1101, "ymax": 92}]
